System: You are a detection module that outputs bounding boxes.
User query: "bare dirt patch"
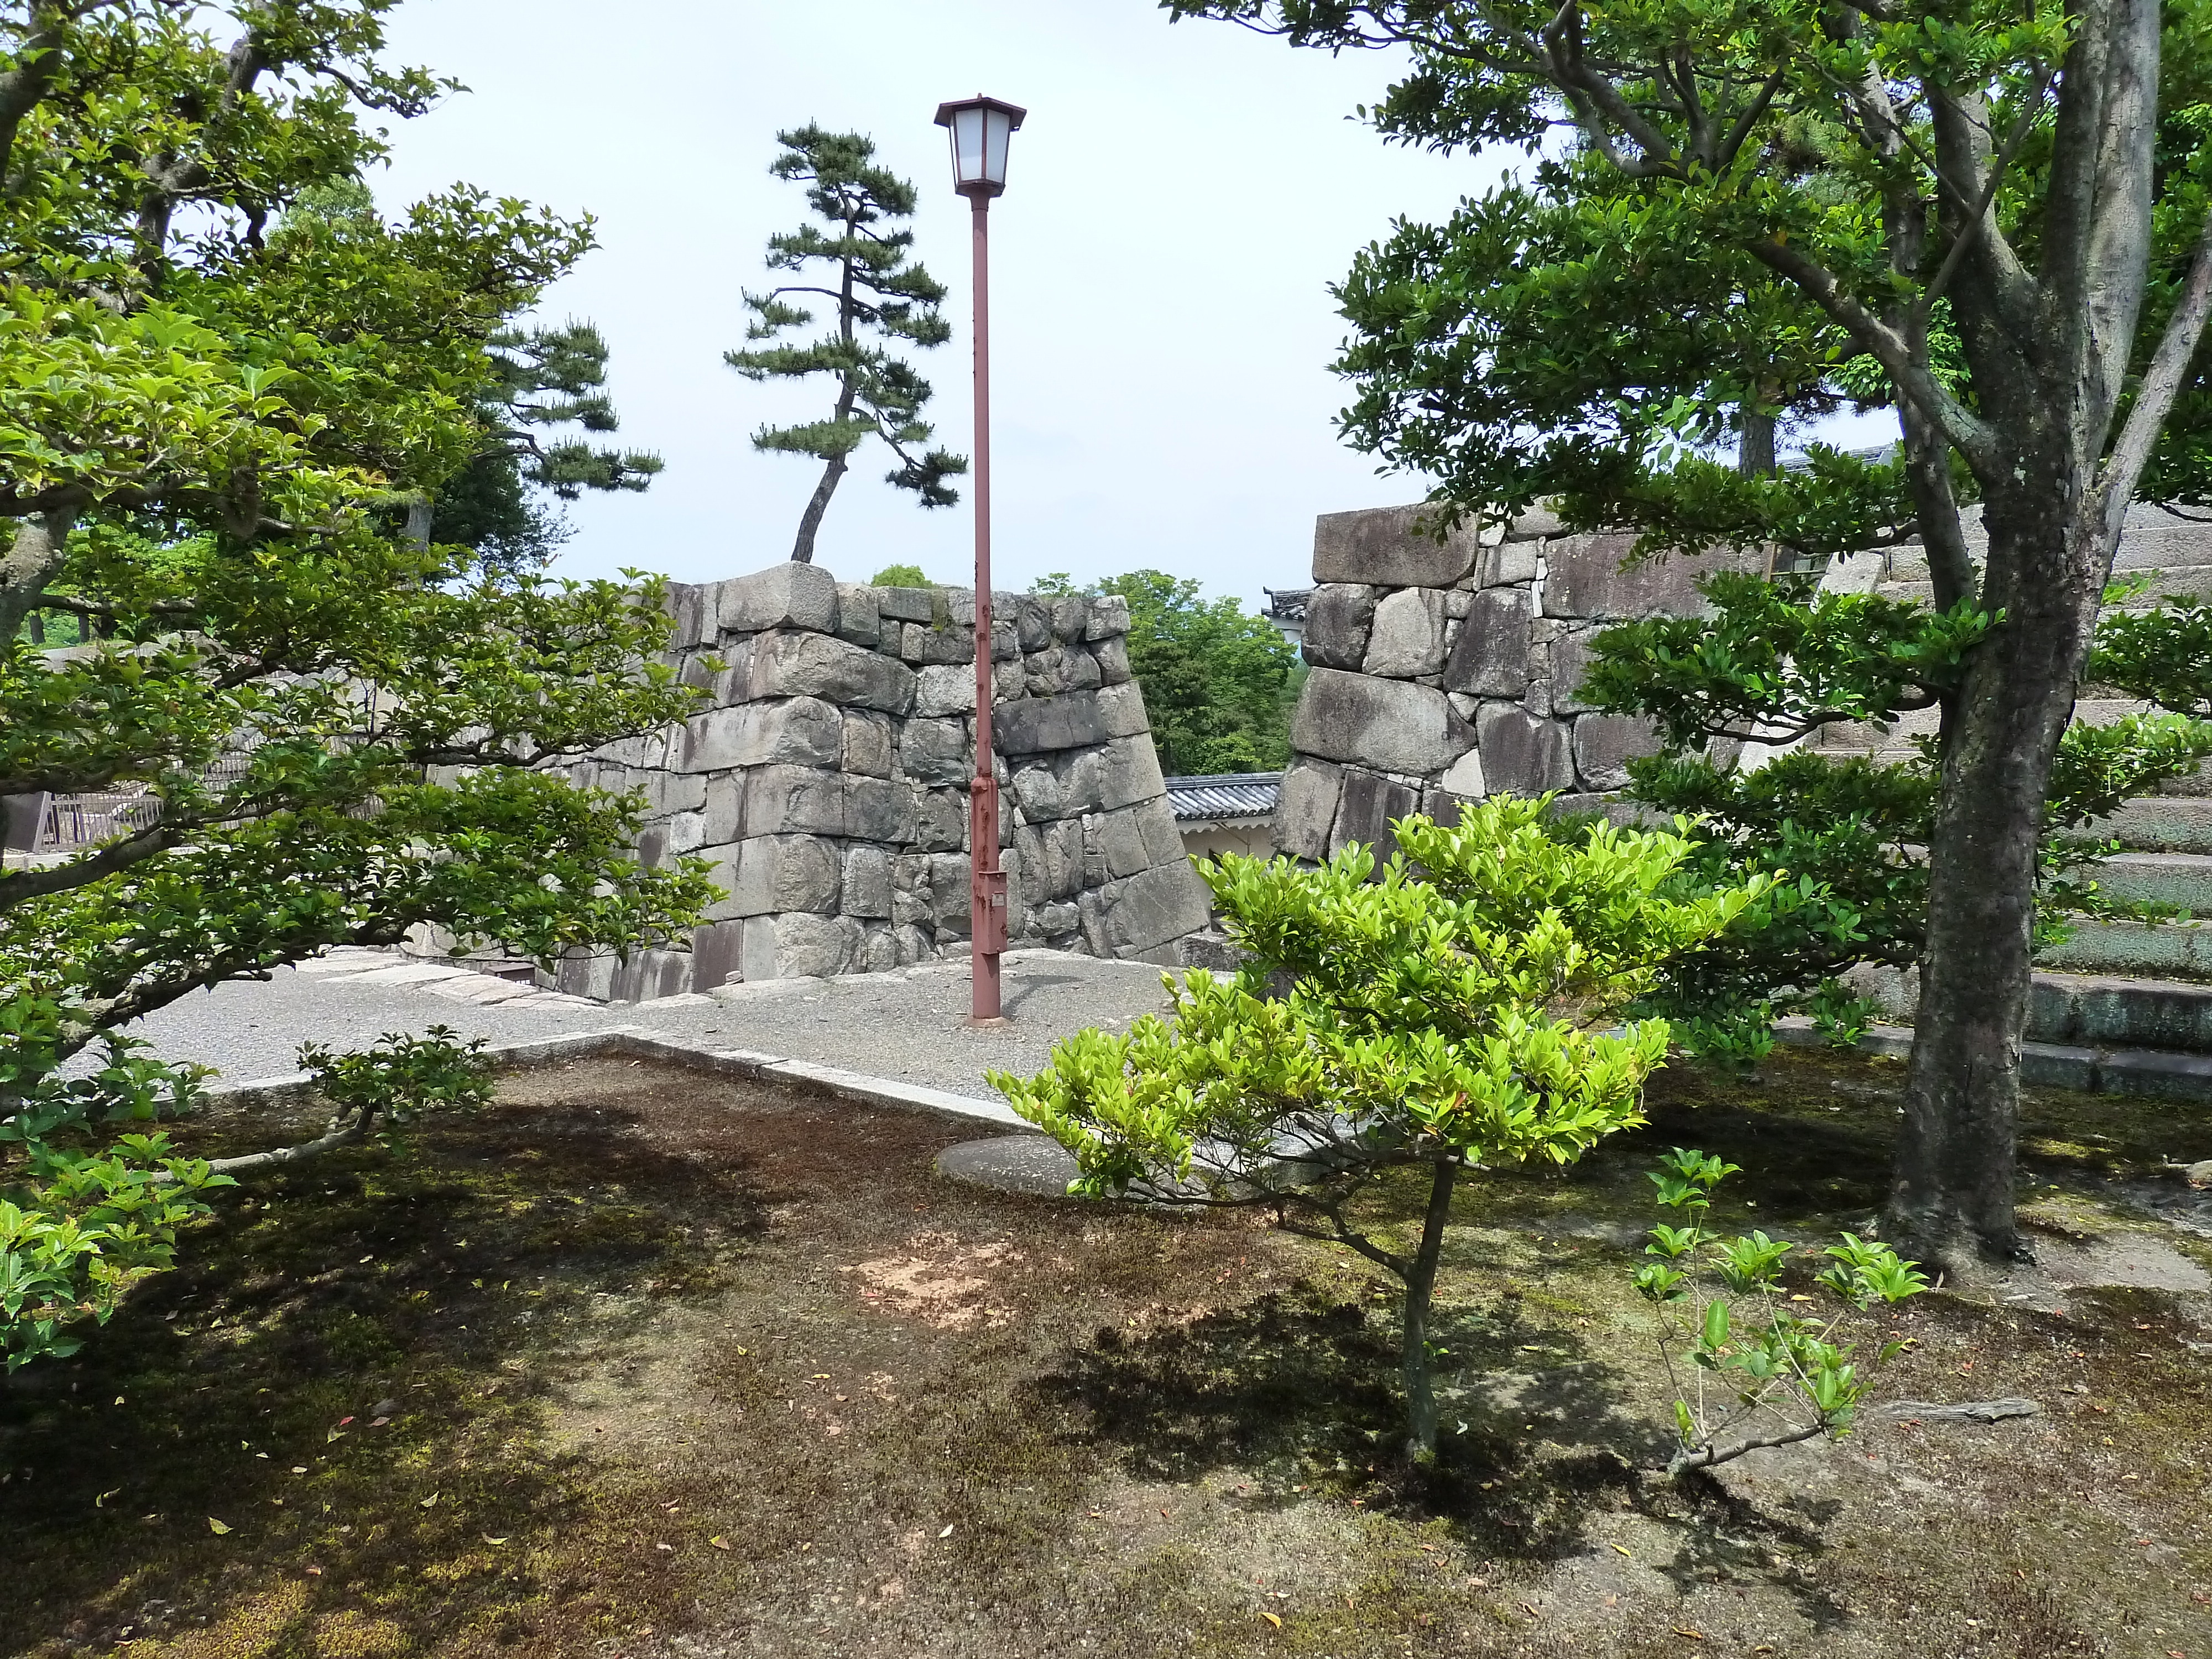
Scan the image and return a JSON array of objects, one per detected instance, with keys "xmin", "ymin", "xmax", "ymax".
[{"xmin": 1, "ymin": 1046, "xmax": 2207, "ymax": 1658}]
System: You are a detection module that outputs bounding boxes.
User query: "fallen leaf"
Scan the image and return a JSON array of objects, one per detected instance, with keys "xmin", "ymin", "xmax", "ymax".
[
  {"xmin": 656, "ymin": 1542, "xmax": 674, "ymax": 1552},
  {"xmin": 938, "ymin": 1524, "xmax": 954, "ymax": 1538},
  {"xmin": 1259, "ymin": 1611, "xmax": 1282, "ymax": 1629},
  {"xmin": 207, "ymin": 1517, "xmax": 231, "ymax": 1535},
  {"xmin": 482, "ymin": 1535, "xmax": 509, "ymax": 1546},
  {"xmin": 1673, "ymin": 1629, "xmax": 1705, "ymax": 1641},
  {"xmin": 1611, "ymin": 1543, "xmax": 1632, "ymax": 1558},
  {"xmin": 710, "ymin": 1536, "xmax": 732, "ymax": 1551},
  {"xmin": 420, "ymin": 1493, "xmax": 439, "ymax": 1509},
  {"xmin": 305, "ymin": 1565, "xmax": 322, "ymax": 1577}
]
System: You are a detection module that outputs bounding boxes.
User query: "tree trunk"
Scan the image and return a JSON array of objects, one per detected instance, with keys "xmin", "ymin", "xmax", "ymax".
[
  {"xmin": 790, "ymin": 451, "xmax": 847, "ymax": 564},
  {"xmin": 1891, "ymin": 474, "xmax": 2114, "ymax": 1271},
  {"xmin": 1736, "ymin": 407, "xmax": 1776, "ymax": 477},
  {"xmin": 1399, "ymin": 1156, "xmax": 1458, "ymax": 1463}
]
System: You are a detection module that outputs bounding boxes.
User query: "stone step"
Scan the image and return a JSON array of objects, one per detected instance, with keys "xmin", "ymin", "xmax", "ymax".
[
  {"xmin": 1880, "ymin": 565, "xmax": 2212, "ymax": 607},
  {"xmin": 2084, "ymin": 851, "xmax": 2212, "ymax": 914},
  {"xmin": 2036, "ymin": 916, "xmax": 2212, "ymax": 978},
  {"xmin": 2083, "ymin": 795, "xmax": 2212, "ymax": 854}
]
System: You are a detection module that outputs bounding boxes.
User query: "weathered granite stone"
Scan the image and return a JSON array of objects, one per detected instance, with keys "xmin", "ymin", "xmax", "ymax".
[
  {"xmin": 1100, "ymin": 806, "xmax": 1152, "ymax": 878},
  {"xmin": 720, "ymin": 561, "xmax": 841, "ymax": 635},
  {"xmin": 1290, "ymin": 668, "xmax": 1477, "ymax": 776},
  {"xmin": 901, "ymin": 717, "xmax": 971, "ymax": 787},
  {"xmin": 1010, "ymin": 761, "xmax": 1063, "ymax": 822},
  {"xmin": 1273, "ymin": 758, "xmax": 1344, "ymax": 862},
  {"xmin": 833, "ymin": 583, "xmax": 880, "ymax": 647},
  {"xmin": 723, "ymin": 833, "xmax": 842, "ymax": 917},
  {"xmin": 1438, "ymin": 748, "xmax": 1487, "ymax": 799},
  {"xmin": 1302, "ymin": 583, "xmax": 1378, "ymax": 670},
  {"xmin": 997, "ymin": 688, "xmax": 1110, "ymax": 755},
  {"xmin": 678, "ymin": 696, "xmax": 843, "ymax": 773},
  {"xmin": 744, "ymin": 630, "xmax": 915, "ymax": 712},
  {"xmin": 1085, "ymin": 595, "xmax": 1132, "ymax": 639},
  {"xmin": 740, "ymin": 765, "xmax": 847, "ymax": 837},
  {"xmin": 1096, "ymin": 734, "xmax": 1167, "ymax": 812},
  {"xmin": 842, "ymin": 710, "xmax": 894, "ymax": 778},
  {"xmin": 1091, "ymin": 635, "xmax": 1131, "ymax": 685},
  {"xmin": 1507, "ymin": 504, "xmax": 1563, "ymax": 540},
  {"xmin": 554, "ymin": 950, "xmax": 618, "ymax": 1000},
  {"xmin": 900, "ymin": 621, "xmax": 974, "ymax": 665},
  {"xmin": 669, "ymin": 582, "xmax": 718, "ymax": 649},
  {"xmin": 1104, "ymin": 860, "xmax": 1214, "ymax": 953},
  {"xmin": 1548, "ymin": 626, "xmax": 1604, "ymax": 712},
  {"xmin": 914, "ymin": 786, "xmax": 966, "ymax": 852},
  {"xmin": 1442, "ymin": 588, "xmax": 1532, "ymax": 697},
  {"xmin": 1313, "ymin": 503, "xmax": 1481, "ymax": 587},
  {"xmin": 1477, "ymin": 703, "xmax": 1574, "ymax": 795},
  {"xmin": 857, "ymin": 925, "xmax": 899, "ymax": 973},
  {"xmin": 912, "ymin": 664, "xmax": 975, "ymax": 717},
  {"xmin": 1571, "ymin": 714, "xmax": 1662, "ymax": 790},
  {"xmin": 893, "ymin": 922, "xmax": 933, "ymax": 964},
  {"xmin": 878, "ymin": 584, "xmax": 938, "ymax": 623},
  {"xmin": 703, "ymin": 775, "xmax": 741, "ymax": 843},
  {"xmin": 843, "ymin": 844, "xmax": 893, "ymax": 919},
  {"xmin": 1543, "ymin": 534, "xmax": 1766, "ymax": 618},
  {"xmin": 1480, "ymin": 538, "xmax": 1541, "ymax": 587},
  {"xmin": 1022, "ymin": 643, "xmax": 1099, "ymax": 697},
  {"xmin": 928, "ymin": 853, "xmax": 973, "ymax": 935},
  {"xmin": 1362, "ymin": 587, "xmax": 1449, "ymax": 678},
  {"xmin": 664, "ymin": 811, "xmax": 707, "ymax": 857},
  {"xmin": 1049, "ymin": 595, "xmax": 1088, "ymax": 641},
  {"xmin": 1331, "ymin": 768, "xmax": 1421, "ymax": 863},
  {"xmin": 1016, "ymin": 598, "xmax": 1052, "ymax": 651},
  {"xmin": 847, "ymin": 775, "xmax": 915, "ymax": 843},
  {"xmin": 612, "ymin": 948, "xmax": 695, "ymax": 1003},
  {"xmin": 1134, "ymin": 796, "xmax": 1186, "ymax": 868},
  {"xmin": 741, "ymin": 911, "xmax": 861, "ymax": 980},
  {"xmin": 690, "ymin": 919, "xmax": 744, "ymax": 990}
]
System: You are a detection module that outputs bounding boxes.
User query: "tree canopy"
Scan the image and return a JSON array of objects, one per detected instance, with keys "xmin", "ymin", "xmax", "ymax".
[{"xmin": 1, "ymin": 0, "xmax": 709, "ymax": 1366}]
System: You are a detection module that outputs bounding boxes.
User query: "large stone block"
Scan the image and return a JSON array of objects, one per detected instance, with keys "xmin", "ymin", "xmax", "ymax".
[
  {"xmin": 901, "ymin": 717, "xmax": 971, "ymax": 787},
  {"xmin": 1312, "ymin": 503, "xmax": 1481, "ymax": 588},
  {"xmin": 1091, "ymin": 635, "xmax": 1131, "ymax": 686},
  {"xmin": 1272, "ymin": 758, "xmax": 1343, "ymax": 862},
  {"xmin": 843, "ymin": 844, "xmax": 893, "ymax": 919},
  {"xmin": 719, "ymin": 561, "xmax": 841, "ymax": 635},
  {"xmin": 1096, "ymin": 734, "xmax": 1167, "ymax": 812},
  {"xmin": 1362, "ymin": 587, "xmax": 1449, "ymax": 678},
  {"xmin": 1289, "ymin": 668, "xmax": 1477, "ymax": 777},
  {"xmin": 1302, "ymin": 583, "xmax": 1377, "ymax": 670},
  {"xmin": 1133, "ymin": 795, "xmax": 1186, "ymax": 868},
  {"xmin": 1477, "ymin": 704, "xmax": 1574, "ymax": 796},
  {"xmin": 667, "ymin": 582, "xmax": 717, "ymax": 649},
  {"xmin": 1547, "ymin": 626, "xmax": 1607, "ymax": 713},
  {"xmin": 1543, "ymin": 534, "xmax": 1766, "ymax": 619},
  {"xmin": 690, "ymin": 919, "xmax": 744, "ymax": 990},
  {"xmin": 1085, "ymin": 596, "xmax": 1132, "ymax": 639},
  {"xmin": 611, "ymin": 948, "xmax": 695, "ymax": 1003},
  {"xmin": 743, "ymin": 630, "xmax": 915, "ymax": 712},
  {"xmin": 928, "ymin": 852, "xmax": 973, "ymax": 935},
  {"xmin": 1050, "ymin": 595, "xmax": 1089, "ymax": 642},
  {"xmin": 900, "ymin": 621, "xmax": 974, "ymax": 665},
  {"xmin": 994, "ymin": 686, "xmax": 1145, "ymax": 755},
  {"xmin": 677, "ymin": 696, "xmax": 843, "ymax": 772},
  {"xmin": 912, "ymin": 664, "xmax": 975, "ymax": 717},
  {"xmin": 1331, "ymin": 768, "xmax": 1421, "ymax": 864},
  {"xmin": 842, "ymin": 710, "xmax": 893, "ymax": 778},
  {"xmin": 1099, "ymin": 806, "xmax": 1152, "ymax": 878},
  {"xmin": 1015, "ymin": 597, "xmax": 1052, "ymax": 650},
  {"xmin": 1021, "ymin": 642, "xmax": 1099, "ymax": 697},
  {"xmin": 741, "ymin": 911, "xmax": 862, "ymax": 980},
  {"xmin": 847, "ymin": 775, "xmax": 916, "ymax": 842},
  {"xmin": 914, "ymin": 786, "xmax": 966, "ymax": 852},
  {"xmin": 1572, "ymin": 713, "xmax": 1662, "ymax": 790},
  {"xmin": 833, "ymin": 582, "xmax": 881, "ymax": 647},
  {"xmin": 740, "ymin": 764, "xmax": 847, "ymax": 837},
  {"xmin": 1479, "ymin": 539, "xmax": 1541, "ymax": 587},
  {"xmin": 878, "ymin": 584, "xmax": 938, "ymax": 623},
  {"xmin": 1442, "ymin": 588, "xmax": 1532, "ymax": 697},
  {"xmin": 1103, "ymin": 860, "xmax": 1213, "ymax": 954},
  {"xmin": 721, "ymin": 833, "xmax": 842, "ymax": 917}
]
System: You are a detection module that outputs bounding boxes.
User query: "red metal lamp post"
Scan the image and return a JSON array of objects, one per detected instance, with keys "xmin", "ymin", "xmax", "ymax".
[{"xmin": 934, "ymin": 94, "xmax": 1025, "ymax": 1026}]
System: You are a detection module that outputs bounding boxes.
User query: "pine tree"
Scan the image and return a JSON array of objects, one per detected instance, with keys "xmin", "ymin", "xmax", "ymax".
[{"xmin": 727, "ymin": 126, "xmax": 965, "ymax": 564}]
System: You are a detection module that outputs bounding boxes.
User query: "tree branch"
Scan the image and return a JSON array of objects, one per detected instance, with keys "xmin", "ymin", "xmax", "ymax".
[{"xmin": 2101, "ymin": 204, "xmax": 2212, "ymax": 532}]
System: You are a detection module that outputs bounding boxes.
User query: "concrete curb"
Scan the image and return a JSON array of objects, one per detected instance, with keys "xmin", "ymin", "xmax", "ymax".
[{"xmin": 201, "ymin": 1024, "xmax": 1030, "ymax": 1130}]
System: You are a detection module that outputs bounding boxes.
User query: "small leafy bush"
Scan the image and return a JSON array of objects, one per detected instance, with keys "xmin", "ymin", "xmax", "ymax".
[{"xmin": 1633, "ymin": 1147, "xmax": 1929, "ymax": 1473}]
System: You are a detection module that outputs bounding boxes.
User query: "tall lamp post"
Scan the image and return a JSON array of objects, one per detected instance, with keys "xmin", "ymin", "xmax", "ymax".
[{"xmin": 935, "ymin": 94, "xmax": 1025, "ymax": 1026}]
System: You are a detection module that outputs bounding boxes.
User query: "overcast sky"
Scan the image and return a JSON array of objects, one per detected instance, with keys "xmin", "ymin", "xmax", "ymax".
[{"xmin": 368, "ymin": 0, "xmax": 1508, "ymax": 608}]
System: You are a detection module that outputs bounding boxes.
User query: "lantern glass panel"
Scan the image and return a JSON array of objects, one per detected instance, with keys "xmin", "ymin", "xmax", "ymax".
[
  {"xmin": 950, "ymin": 106, "xmax": 987, "ymax": 186},
  {"xmin": 983, "ymin": 107, "xmax": 1011, "ymax": 187}
]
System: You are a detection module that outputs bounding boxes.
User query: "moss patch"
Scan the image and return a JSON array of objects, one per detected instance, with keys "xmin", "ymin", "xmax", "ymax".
[{"xmin": 2, "ymin": 1049, "xmax": 2208, "ymax": 1658}]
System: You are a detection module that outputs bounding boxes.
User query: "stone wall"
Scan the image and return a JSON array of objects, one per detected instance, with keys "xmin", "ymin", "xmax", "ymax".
[
  {"xmin": 1273, "ymin": 503, "xmax": 1764, "ymax": 861},
  {"xmin": 546, "ymin": 561, "xmax": 1211, "ymax": 1000},
  {"xmin": 1272, "ymin": 497, "xmax": 2212, "ymax": 864}
]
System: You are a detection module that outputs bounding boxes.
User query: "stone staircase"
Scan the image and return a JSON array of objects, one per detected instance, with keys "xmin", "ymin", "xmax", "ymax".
[{"xmin": 1787, "ymin": 500, "xmax": 2212, "ymax": 1095}]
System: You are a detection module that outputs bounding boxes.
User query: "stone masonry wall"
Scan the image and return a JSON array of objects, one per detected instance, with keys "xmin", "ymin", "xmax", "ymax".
[
  {"xmin": 1272, "ymin": 503, "xmax": 1764, "ymax": 862},
  {"xmin": 547, "ymin": 561, "xmax": 1212, "ymax": 1000}
]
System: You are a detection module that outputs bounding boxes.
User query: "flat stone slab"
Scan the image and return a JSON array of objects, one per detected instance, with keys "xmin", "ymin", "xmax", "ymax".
[{"xmin": 935, "ymin": 1134, "xmax": 1083, "ymax": 1197}]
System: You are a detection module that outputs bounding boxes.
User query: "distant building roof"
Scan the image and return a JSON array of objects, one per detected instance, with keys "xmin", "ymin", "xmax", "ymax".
[
  {"xmin": 1263, "ymin": 587, "xmax": 1312, "ymax": 624},
  {"xmin": 1163, "ymin": 771, "xmax": 1282, "ymax": 827}
]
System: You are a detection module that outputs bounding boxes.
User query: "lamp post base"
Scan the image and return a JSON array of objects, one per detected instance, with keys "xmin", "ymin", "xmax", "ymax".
[{"xmin": 961, "ymin": 1014, "xmax": 1014, "ymax": 1031}]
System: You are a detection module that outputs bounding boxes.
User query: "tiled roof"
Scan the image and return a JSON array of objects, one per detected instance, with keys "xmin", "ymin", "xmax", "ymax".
[{"xmin": 1163, "ymin": 771, "xmax": 1282, "ymax": 825}]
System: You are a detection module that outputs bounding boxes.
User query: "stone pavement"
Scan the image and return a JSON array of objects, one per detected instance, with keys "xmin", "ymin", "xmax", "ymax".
[{"xmin": 125, "ymin": 946, "xmax": 1185, "ymax": 1105}]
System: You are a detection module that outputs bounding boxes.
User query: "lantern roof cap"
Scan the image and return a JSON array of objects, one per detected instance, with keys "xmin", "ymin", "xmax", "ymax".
[{"xmin": 934, "ymin": 95, "xmax": 1027, "ymax": 129}]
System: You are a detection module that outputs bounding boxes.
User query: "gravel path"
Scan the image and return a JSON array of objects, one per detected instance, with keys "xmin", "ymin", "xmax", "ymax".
[{"xmin": 122, "ymin": 948, "xmax": 1183, "ymax": 1102}]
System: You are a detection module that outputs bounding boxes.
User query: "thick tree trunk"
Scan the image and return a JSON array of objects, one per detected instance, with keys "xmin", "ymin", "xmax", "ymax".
[
  {"xmin": 1892, "ymin": 477, "xmax": 2113, "ymax": 1270},
  {"xmin": 789, "ymin": 452, "xmax": 847, "ymax": 564},
  {"xmin": 1399, "ymin": 1156, "xmax": 1458, "ymax": 1463}
]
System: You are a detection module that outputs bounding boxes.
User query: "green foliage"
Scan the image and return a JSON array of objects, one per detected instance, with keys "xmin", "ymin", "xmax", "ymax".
[
  {"xmin": 1632, "ymin": 1149, "xmax": 1927, "ymax": 1473},
  {"xmin": 993, "ymin": 797, "xmax": 1772, "ymax": 1454},
  {"xmin": 1073, "ymin": 570, "xmax": 1301, "ymax": 775},
  {"xmin": 869, "ymin": 562, "xmax": 932, "ymax": 588},
  {"xmin": 726, "ymin": 126, "xmax": 964, "ymax": 557},
  {"xmin": 0, "ymin": 2, "xmax": 715, "ymax": 1368}
]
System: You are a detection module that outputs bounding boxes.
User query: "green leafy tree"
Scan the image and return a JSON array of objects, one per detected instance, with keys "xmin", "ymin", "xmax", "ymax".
[
  {"xmin": 1, "ymin": 1, "xmax": 714, "ymax": 1366},
  {"xmin": 993, "ymin": 798, "xmax": 1771, "ymax": 1462},
  {"xmin": 1166, "ymin": 0, "xmax": 2212, "ymax": 1270},
  {"xmin": 727, "ymin": 126, "xmax": 965, "ymax": 565},
  {"xmin": 1042, "ymin": 570, "xmax": 1302, "ymax": 775},
  {"xmin": 869, "ymin": 561, "xmax": 932, "ymax": 588}
]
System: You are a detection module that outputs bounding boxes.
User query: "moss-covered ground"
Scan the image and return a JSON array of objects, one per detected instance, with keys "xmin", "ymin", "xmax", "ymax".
[{"xmin": 2, "ymin": 1047, "xmax": 2209, "ymax": 1658}]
